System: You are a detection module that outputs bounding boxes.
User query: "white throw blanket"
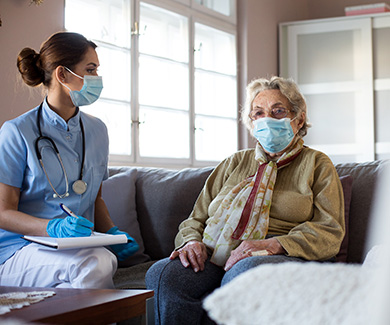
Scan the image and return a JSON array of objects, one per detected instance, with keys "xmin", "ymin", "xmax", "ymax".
[{"xmin": 203, "ymin": 262, "xmax": 378, "ymax": 325}]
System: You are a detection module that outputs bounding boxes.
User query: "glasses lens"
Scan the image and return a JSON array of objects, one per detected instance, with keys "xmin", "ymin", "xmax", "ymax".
[{"xmin": 272, "ymin": 108, "xmax": 288, "ymax": 119}]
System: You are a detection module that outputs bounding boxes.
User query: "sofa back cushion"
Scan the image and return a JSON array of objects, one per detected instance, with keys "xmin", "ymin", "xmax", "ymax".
[
  {"xmin": 335, "ymin": 175, "xmax": 353, "ymax": 263},
  {"xmin": 136, "ymin": 166, "xmax": 214, "ymax": 260},
  {"xmin": 103, "ymin": 167, "xmax": 151, "ymax": 267},
  {"xmin": 335, "ymin": 160, "xmax": 390, "ymax": 263}
]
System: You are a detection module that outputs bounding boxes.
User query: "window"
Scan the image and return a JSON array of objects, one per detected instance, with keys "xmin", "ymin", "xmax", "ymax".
[
  {"xmin": 65, "ymin": 0, "xmax": 237, "ymax": 167},
  {"xmin": 194, "ymin": 23, "xmax": 237, "ymax": 161},
  {"xmin": 193, "ymin": 0, "xmax": 236, "ymax": 22}
]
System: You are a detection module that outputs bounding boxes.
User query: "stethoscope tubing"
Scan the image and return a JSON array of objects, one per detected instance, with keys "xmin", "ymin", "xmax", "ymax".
[{"xmin": 34, "ymin": 102, "xmax": 86, "ymax": 198}]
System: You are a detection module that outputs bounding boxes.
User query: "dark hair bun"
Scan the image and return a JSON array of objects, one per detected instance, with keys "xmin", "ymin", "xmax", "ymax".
[{"xmin": 17, "ymin": 47, "xmax": 45, "ymax": 87}]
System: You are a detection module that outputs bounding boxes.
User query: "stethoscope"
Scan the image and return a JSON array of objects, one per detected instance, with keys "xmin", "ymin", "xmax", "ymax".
[{"xmin": 34, "ymin": 102, "xmax": 87, "ymax": 198}]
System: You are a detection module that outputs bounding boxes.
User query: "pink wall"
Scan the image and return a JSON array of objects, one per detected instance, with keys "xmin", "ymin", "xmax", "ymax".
[
  {"xmin": 238, "ymin": 0, "xmax": 385, "ymax": 82},
  {"xmin": 0, "ymin": 0, "xmax": 65, "ymax": 126}
]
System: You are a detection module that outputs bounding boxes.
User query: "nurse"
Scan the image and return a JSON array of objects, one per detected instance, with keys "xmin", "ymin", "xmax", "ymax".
[{"xmin": 0, "ymin": 31, "xmax": 138, "ymax": 288}]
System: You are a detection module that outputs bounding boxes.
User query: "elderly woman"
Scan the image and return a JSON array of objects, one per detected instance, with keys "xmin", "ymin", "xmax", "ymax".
[{"xmin": 146, "ymin": 76, "xmax": 345, "ymax": 324}]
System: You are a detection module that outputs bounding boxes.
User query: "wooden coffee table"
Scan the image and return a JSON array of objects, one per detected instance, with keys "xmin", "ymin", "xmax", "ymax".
[{"xmin": 0, "ymin": 286, "xmax": 154, "ymax": 324}]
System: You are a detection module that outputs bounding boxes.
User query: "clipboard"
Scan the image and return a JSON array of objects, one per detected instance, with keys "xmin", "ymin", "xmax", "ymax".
[{"xmin": 22, "ymin": 232, "xmax": 128, "ymax": 250}]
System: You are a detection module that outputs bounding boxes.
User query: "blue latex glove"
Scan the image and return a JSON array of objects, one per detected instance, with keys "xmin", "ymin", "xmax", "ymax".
[
  {"xmin": 107, "ymin": 226, "xmax": 139, "ymax": 261},
  {"xmin": 46, "ymin": 216, "xmax": 94, "ymax": 238}
]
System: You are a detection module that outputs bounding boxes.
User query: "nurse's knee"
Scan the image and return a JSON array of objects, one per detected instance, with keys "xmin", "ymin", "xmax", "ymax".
[
  {"xmin": 96, "ymin": 248, "xmax": 117, "ymax": 274},
  {"xmin": 77, "ymin": 247, "xmax": 117, "ymax": 275},
  {"xmin": 69, "ymin": 247, "xmax": 117, "ymax": 288}
]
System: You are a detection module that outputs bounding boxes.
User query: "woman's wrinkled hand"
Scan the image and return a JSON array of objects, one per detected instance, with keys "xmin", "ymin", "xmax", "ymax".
[
  {"xmin": 224, "ymin": 238, "xmax": 286, "ymax": 271},
  {"xmin": 170, "ymin": 240, "xmax": 208, "ymax": 273}
]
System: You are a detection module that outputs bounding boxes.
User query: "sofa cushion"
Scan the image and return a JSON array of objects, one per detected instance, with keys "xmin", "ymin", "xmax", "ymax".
[
  {"xmin": 103, "ymin": 167, "xmax": 151, "ymax": 267},
  {"xmin": 113, "ymin": 260, "xmax": 156, "ymax": 289},
  {"xmin": 335, "ymin": 175, "xmax": 353, "ymax": 262},
  {"xmin": 136, "ymin": 167, "xmax": 214, "ymax": 260},
  {"xmin": 335, "ymin": 160, "xmax": 390, "ymax": 263}
]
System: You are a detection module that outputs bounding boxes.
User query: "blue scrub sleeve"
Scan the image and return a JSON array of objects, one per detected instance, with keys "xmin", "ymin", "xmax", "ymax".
[{"xmin": 0, "ymin": 121, "xmax": 27, "ymax": 188}]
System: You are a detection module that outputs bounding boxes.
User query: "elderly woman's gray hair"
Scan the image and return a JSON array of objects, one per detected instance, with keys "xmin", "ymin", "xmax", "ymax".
[{"xmin": 241, "ymin": 76, "xmax": 310, "ymax": 137}]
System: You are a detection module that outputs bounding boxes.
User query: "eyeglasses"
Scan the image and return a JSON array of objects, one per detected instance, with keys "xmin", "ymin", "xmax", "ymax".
[{"xmin": 250, "ymin": 107, "xmax": 292, "ymax": 120}]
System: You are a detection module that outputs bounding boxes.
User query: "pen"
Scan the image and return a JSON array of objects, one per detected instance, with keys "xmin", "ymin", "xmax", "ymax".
[{"xmin": 60, "ymin": 203, "xmax": 78, "ymax": 218}]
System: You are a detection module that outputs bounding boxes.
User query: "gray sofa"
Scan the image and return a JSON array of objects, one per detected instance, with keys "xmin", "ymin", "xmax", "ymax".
[{"xmin": 101, "ymin": 159, "xmax": 389, "ymax": 290}]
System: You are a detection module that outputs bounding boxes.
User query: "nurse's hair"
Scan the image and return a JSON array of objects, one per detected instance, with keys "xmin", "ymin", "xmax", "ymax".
[
  {"xmin": 241, "ymin": 76, "xmax": 310, "ymax": 137},
  {"xmin": 17, "ymin": 31, "xmax": 97, "ymax": 88}
]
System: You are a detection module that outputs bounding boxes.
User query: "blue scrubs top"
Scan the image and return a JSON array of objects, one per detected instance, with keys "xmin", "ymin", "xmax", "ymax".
[{"xmin": 0, "ymin": 99, "xmax": 109, "ymax": 264}]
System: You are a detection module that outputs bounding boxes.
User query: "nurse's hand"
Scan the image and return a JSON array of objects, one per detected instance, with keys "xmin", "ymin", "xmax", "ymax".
[
  {"xmin": 46, "ymin": 216, "xmax": 94, "ymax": 238},
  {"xmin": 107, "ymin": 226, "xmax": 139, "ymax": 261}
]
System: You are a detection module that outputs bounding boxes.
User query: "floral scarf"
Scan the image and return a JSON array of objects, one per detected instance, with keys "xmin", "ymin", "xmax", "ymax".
[{"xmin": 202, "ymin": 139, "xmax": 304, "ymax": 266}]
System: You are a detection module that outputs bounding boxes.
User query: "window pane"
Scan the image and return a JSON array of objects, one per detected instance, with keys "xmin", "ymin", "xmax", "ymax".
[
  {"xmin": 139, "ymin": 107, "xmax": 189, "ymax": 159},
  {"xmin": 195, "ymin": 116, "xmax": 237, "ymax": 161},
  {"xmin": 82, "ymin": 100, "xmax": 131, "ymax": 155},
  {"xmin": 65, "ymin": 0, "xmax": 130, "ymax": 48},
  {"xmin": 65, "ymin": 0, "xmax": 132, "ymax": 159},
  {"xmin": 96, "ymin": 46, "xmax": 130, "ymax": 102},
  {"xmin": 194, "ymin": 0, "xmax": 232, "ymax": 16},
  {"xmin": 195, "ymin": 23, "xmax": 236, "ymax": 75},
  {"xmin": 140, "ymin": 3, "xmax": 188, "ymax": 63},
  {"xmin": 195, "ymin": 71, "xmax": 237, "ymax": 118},
  {"xmin": 139, "ymin": 56, "xmax": 189, "ymax": 111}
]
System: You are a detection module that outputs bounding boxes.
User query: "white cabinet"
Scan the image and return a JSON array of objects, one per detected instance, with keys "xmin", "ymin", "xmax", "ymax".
[{"xmin": 279, "ymin": 13, "xmax": 390, "ymax": 163}]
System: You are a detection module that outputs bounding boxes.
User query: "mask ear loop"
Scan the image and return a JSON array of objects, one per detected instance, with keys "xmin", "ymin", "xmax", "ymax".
[
  {"xmin": 56, "ymin": 67, "xmax": 81, "ymax": 108},
  {"xmin": 285, "ymin": 115, "xmax": 304, "ymax": 153},
  {"xmin": 290, "ymin": 112, "xmax": 306, "ymax": 137},
  {"xmin": 64, "ymin": 66, "xmax": 84, "ymax": 80},
  {"xmin": 56, "ymin": 67, "xmax": 73, "ymax": 93}
]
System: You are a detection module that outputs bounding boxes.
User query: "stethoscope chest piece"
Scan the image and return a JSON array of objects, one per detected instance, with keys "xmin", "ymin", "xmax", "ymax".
[{"xmin": 72, "ymin": 180, "xmax": 87, "ymax": 195}]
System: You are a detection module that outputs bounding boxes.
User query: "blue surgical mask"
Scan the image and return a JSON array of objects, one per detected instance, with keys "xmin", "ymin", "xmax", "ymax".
[
  {"xmin": 60, "ymin": 67, "xmax": 103, "ymax": 107},
  {"xmin": 252, "ymin": 117, "xmax": 297, "ymax": 153}
]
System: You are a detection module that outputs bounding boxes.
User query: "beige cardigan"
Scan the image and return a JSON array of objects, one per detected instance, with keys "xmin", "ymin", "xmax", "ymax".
[{"xmin": 175, "ymin": 146, "xmax": 345, "ymax": 261}]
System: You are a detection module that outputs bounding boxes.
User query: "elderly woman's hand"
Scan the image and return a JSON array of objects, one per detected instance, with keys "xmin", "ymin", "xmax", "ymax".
[
  {"xmin": 170, "ymin": 240, "xmax": 208, "ymax": 273},
  {"xmin": 224, "ymin": 238, "xmax": 286, "ymax": 271}
]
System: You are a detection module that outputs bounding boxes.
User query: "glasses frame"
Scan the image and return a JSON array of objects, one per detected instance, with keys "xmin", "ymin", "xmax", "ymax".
[{"xmin": 249, "ymin": 107, "xmax": 294, "ymax": 121}]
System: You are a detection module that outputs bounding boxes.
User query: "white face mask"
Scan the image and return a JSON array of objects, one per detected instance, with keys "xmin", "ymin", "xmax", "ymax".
[{"xmin": 59, "ymin": 67, "xmax": 103, "ymax": 107}]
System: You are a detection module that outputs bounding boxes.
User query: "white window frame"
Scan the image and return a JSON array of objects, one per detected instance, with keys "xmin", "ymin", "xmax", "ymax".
[
  {"xmin": 191, "ymin": 0, "xmax": 236, "ymax": 24},
  {"xmin": 65, "ymin": 0, "xmax": 237, "ymax": 168}
]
